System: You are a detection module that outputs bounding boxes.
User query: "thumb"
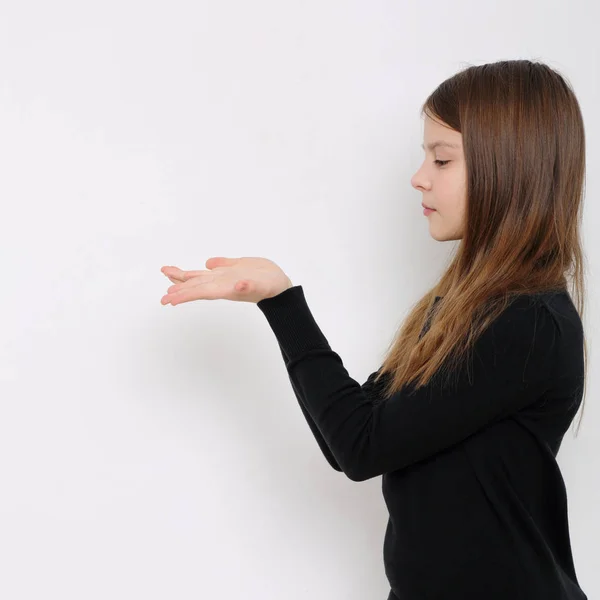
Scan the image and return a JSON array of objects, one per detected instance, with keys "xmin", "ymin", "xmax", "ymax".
[{"xmin": 206, "ymin": 256, "xmax": 237, "ymax": 269}]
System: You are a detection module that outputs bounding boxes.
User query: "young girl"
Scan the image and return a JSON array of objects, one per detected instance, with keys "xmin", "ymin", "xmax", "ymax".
[{"xmin": 161, "ymin": 59, "xmax": 588, "ymax": 599}]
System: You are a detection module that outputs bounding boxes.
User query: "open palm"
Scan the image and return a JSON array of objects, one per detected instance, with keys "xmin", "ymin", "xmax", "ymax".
[{"xmin": 160, "ymin": 256, "xmax": 293, "ymax": 306}]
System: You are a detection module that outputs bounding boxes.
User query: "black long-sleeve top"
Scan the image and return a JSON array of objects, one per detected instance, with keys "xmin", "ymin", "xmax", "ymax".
[{"xmin": 257, "ymin": 285, "xmax": 587, "ymax": 600}]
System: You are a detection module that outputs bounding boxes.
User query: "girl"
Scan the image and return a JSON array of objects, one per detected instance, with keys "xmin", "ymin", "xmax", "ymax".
[{"xmin": 161, "ymin": 59, "xmax": 588, "ymax": 599}]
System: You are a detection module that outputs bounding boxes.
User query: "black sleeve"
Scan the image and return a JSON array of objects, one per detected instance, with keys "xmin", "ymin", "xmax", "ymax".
[
  {"xmin": 273, "ymin": 337, "xmax": 388, "ymax": 472},
  {"xmin": 257, "ymin": 285, "xmax": 559, "ymax": 482},
  {"xmin": 273, "ymin": 338, "xmax": 343, "ymax": 471}
]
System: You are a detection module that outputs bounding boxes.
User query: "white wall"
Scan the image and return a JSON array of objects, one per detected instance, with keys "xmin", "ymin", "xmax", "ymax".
[{"xmin": 0, "ymin": 1, "xmax": 597, "ymax": 598}]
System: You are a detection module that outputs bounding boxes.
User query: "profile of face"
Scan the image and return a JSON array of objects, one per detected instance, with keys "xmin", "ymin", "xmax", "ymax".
[{"xmin": 411, "ymin": 114, "xmax": 467, "ymax": 241}]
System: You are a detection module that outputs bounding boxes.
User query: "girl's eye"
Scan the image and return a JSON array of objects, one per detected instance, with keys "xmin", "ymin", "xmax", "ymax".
[{"xmin": 434, "ymin": 160, "xmax": 450, "ymax": 167}]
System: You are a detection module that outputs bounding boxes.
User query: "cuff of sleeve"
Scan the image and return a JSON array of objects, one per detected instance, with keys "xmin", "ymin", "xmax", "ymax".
[{"xmin": 256, "ymin": 285, "xmax": 331, "ymax": 360}]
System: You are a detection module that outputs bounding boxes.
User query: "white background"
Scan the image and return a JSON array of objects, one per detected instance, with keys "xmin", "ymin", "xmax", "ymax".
[{"xmin": 0, "ymin": 1, "xmax": 597, "ymax": 598}]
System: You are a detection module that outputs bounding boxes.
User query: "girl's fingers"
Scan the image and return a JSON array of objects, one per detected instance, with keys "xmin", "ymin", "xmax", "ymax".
[
  {"xmin": 162, "ymin": 266, "xmax": 183, "ymax": 277},
  {"xmin": 166, "ymin": 271, "xmax": 213, "ymax": 292},
  {"xmin": 162, "ymin": 267, "xmax": 210, "ymax": 294},
  {"xmin": 163, "ymin": 271, "xmax": 184, "ymax": 284},
  {"xmin": 162, "ymin": 266, "xmax": 206, "ymax": 280},
  {"xmin": 162, "ymin": 267, "xmax": 189, "ymax": 283}
]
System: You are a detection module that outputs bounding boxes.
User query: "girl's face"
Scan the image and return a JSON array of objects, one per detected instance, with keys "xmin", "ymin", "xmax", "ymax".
[{"xmin": 411, "ymin": 114, "xmax": 467, "ymax": 241}]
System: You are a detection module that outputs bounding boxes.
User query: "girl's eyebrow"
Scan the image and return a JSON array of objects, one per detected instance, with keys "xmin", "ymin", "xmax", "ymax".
[{"xmin": 421, "ymin": 141, "xmax": 460, "ymax": 151}]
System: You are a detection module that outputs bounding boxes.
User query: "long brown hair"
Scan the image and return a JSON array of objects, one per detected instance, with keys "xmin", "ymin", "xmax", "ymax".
[{"xmin": 374, "ymin": 59, "xmax": 588, "ymax": 436}]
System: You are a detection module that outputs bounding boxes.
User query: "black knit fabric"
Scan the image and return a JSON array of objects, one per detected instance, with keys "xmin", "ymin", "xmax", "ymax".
[{"xmin": 257, "ymin": 286, "xmax": 587, "ymax": 599}]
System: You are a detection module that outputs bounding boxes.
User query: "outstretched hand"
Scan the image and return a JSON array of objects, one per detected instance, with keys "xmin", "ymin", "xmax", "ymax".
[{"xmin": 160, "ymin": 256, "xmax": 293, "ymax": 306}]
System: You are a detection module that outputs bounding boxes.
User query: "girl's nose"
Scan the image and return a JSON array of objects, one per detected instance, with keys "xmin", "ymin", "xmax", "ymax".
[{"xmin": 411, "ymin": 171, "xmax": 430, "ymax": 192}]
